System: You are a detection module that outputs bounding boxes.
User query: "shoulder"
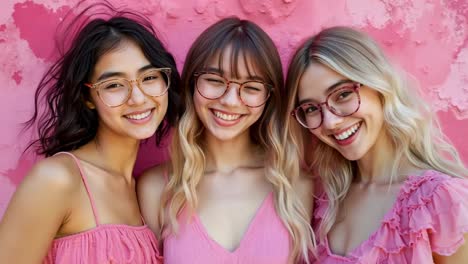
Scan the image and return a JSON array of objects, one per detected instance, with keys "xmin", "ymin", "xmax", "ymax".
[
  {"xmin": 137, "ymin": 162, "xmax": 170, "ymax": 195},
  {"xmin": 21, "ymin": 153, "xmax": 83, "ymax": 195},
  {"xmin": 294, "ymin": 169, "xmax": 315, "ymax": 195},
  {"xmin": 402, "ymin": 170, "xmax": 467, "ymax": 202},
  {"xmin": 137, "ymin": 162, "xmax": 170, "ymax": 234},
  {"xmin": 293, "ymin": 169, "xmax": 315, "ymax": 217},
  {"xmin": 0, "ymin": 154, "xmax": 84, "ymax": 261},
  {"xmin": 397, "ymin": 170, "xmax": 468, "ymax": 256}
]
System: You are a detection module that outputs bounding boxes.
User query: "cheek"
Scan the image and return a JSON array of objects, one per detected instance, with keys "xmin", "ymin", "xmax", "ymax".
[
  {"xmin": 252, "ymin": 105, "xmax": 265, "ymax": 117},
  {"xmin": 156, "ymin": 94, "xmax": 168, "ymax": 110},
  {"xmin": 309, "ymin": 129, "xmax": 322, "ymax": 139},
  {"xmin": 94, "ymin": 105, "xmax": 118, "ymax": 126},
  {"xmin": 193, "ymin": 92, "xmax": 208, "ymax": 113}
]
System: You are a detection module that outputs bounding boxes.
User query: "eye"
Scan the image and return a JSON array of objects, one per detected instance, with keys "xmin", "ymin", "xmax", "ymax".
[
  {"xmin": 143, "ymin": 75, "xmax": 159, "ymax": 82},
  {"xmin": 244, "ymin": 85, "xmax": 262, "ymax": 92},
  {"xmin": 141, "ymin": 71, "xmax": 163, "ymax": 82},
  {"xmin": 302, "ymin": 104, "xmax": 319, "ymax": 114},
  {"xmin": 103, "ymin": 81, "xmax": 125, "ymax": 90},
  {"xmin": 205, "ymin": 77, "xmax": 224, "ymax": 84},
  {"xmin": 333, "ymin": 87, "xmax": 356, "ymax": 102}
]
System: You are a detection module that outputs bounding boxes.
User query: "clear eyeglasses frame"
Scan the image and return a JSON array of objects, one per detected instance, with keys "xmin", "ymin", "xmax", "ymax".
[
  {"xmin": 193, "ymin": 71, "xmax": 273, "ymax": 108},
  {"xmin": 85, "ymin": 68, "xmax": 171, "ymax": 107}
]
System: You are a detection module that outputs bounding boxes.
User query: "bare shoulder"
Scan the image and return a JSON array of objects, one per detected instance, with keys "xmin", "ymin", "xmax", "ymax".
[
  {"xmin": 137, "ymin": 162, "xmax": 170, "ymax": 235},
  {"xmin": 293, "ymin": 169, "xmax": 315, "ymax": 217},
  {"xmin": 0, "ymin": 153, "xmax": 82, "ymax": 262},
  {"xmin": 21, "ymin": 153, "xmax": 82, "ymax": 195},
  {"xmin": 294, "ymin": 169, "xmax": 315, "ymax": 195},
  {"xmin": 137, "ymin": 161, "xmax": 170, "ymax": 198}
]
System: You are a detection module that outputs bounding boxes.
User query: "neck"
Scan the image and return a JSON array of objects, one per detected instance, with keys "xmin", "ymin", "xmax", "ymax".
[
  {"xmin": 203, "ymin": 131, "xmax": 263, "ymax": 174},
  {"xmin": 355, "ymin": 129, "xmax": 403, "ymax": 184},
  {"xmin": 79, "ymin": 127, "xmax": 140, "ymax": 183}
]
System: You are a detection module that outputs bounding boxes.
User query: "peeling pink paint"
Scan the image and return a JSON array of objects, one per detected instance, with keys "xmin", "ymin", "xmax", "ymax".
[
  {"xmin": 12, "ymin": 71, "xmax": 22, "ymax": 84},
  {"xmin": 12, "ymin": 1, "xmax": 70, "ymax": 60},
  {"xmin": 0, "ymin": 0, "xmax": 467, "ymax": 220},
  {"xmin": 1, "ymin": 153, "xmax": 37, "ymax": 186}
]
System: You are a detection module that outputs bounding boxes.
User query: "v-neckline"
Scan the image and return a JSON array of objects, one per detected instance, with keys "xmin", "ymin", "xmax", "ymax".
[
  {"xmin": 193, "ymin": 191, "xmax": 273, "ymax": 255},
  {"xmin": 324, "ymin": 174, "xmax": 421, "ymax": 259}
]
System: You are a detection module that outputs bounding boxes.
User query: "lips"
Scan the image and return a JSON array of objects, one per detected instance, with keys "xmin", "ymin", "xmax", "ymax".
[
  {"xmin": 333, "ymin": 122, "xmax": 362, "ymax": 141},
  {"xmin": 125, "ymin": 110, "xmax": 151, "ymax": 120},
  {"xmin": 212, "ymin": 110, "xmax": 242, "ymax": 121},
  {"xmin": 123, "ymin": 108, "xmax": 156, "ymax": 124}
]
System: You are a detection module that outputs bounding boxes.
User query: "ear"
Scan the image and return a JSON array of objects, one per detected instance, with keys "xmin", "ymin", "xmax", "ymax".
[{"xmin": 85, "ymin": 100, "xmax": 96, "ymax": 109}]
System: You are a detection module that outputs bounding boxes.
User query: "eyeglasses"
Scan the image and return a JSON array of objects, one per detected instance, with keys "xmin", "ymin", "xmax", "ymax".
[
  {"xmin": 194, "ymin": 71, "xmax": 273, "ymax": 108},
  {"xmin": 291, "ymin": 82, "xmax": 361, "ymax": 129},
  {"xmin": 85, "ymin": 68, "xmax": 171, "ymax": 107}
]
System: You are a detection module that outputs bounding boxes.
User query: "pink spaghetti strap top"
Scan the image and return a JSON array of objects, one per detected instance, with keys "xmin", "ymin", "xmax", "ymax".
[
  {"xmin": 162, "ymin": 171, "xmax": 292, "ymax": 263},
  {"xmin": 43, "ymin": 152, "xmax": 162, "ymax": 264}
]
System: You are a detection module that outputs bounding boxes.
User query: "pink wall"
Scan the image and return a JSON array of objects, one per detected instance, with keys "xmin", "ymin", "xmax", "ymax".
[{"xmin": 0, "ymin": 0, "xmax": 467, "ymax": 218}]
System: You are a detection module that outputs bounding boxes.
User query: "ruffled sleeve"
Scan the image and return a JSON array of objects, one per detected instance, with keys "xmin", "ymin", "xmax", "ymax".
[
  {"xmin": 425, "ymin": 176, "xmax": 468, "ymax": 255},
  {"xmin": 395, "ymin": 171, "xmax": 468, "ymax": 258},
  {"xmin": 363, "ymin": 171, "xmax": 468, "ymax": 262}
]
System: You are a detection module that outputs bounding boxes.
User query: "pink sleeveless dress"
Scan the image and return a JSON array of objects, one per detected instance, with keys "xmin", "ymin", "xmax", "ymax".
[
  {"xmin": 43, "ymin": 152, "xmax": 162, "ymax": 264},
  {"xmin": 163, "ymin": 191, "xmax": 292, "ymax": 263},
  {"xmin": 312, "ymin": 170, "xmax": 468, "ymax": 263}
]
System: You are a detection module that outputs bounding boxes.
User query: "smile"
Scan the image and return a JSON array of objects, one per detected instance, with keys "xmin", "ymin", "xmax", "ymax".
[
  {"xmin": 213, "ymin": 110, "xmax": 242, "ymax": 121},
  {"xmin": 125, "ymin": 109, "xmax": 152, "ymax": 120},
  {"xmin": 334, "ymin": 122, "xmax": 361, "ymax": 141}
]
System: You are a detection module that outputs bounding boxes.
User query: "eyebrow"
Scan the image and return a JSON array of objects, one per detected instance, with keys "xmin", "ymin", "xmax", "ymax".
[
  {"xmin": 202, "ymin": 67, "xmax": 265, "ymax": 82},
  {"xmin": 95, "ymin": 64, "xmax": 156, "ymax": 82},
  {"xmin": 297, "ymin": 79, "xmax": 354, "ymax": 105}
]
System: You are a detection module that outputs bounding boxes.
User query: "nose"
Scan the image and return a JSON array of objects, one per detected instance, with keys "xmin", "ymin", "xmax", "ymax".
[
  {"xmin": 126, "ymin": 81, "xmax": 146, "ymax": 105},
  {"xmin": 219, "ymin": 82, "xmax": 243, "ymax": 106},
  {"xmin": 321, "ymin": 106, "xmax": 344, "ymax": 129}
]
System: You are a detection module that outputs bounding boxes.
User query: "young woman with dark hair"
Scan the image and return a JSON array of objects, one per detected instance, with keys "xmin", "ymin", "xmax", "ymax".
[
  {"xmin": 0, "ymin": 3, "xmax": 181, "ymax": 263},
  {"xmin": 138, "ymin": 17, "xmax": 316, "ymax": 264}
]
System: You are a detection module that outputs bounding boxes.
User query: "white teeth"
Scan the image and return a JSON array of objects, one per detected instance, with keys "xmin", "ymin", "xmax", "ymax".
[
  {"xmin": 126, "ymin": 110, "xmax": 151, "ymax": 120},
  {"xmin": 334, "ymin": 122, "xmax": 361, "ymax": 140},
  {"xmin": 213, "ymin": 110, "xmax": 241, "ymax": 121}
]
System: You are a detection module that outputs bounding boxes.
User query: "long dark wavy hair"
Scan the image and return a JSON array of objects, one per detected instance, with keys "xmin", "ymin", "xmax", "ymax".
[{"xmin": 25, "ymin": 2, "xmax": 182, "ymax": 157}]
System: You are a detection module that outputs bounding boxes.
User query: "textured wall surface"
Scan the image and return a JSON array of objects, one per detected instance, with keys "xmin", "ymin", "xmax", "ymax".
[{"xmin": 0, "ymin": 0, "xmax": 467, "ymax": 218}]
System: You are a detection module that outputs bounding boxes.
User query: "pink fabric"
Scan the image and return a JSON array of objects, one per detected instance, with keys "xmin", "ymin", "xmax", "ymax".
[
  {"xmin": 163, "ymin": 192, "xmax": 292, "ymax": 263},
  {"xmin": 312, "ymin": 170, "xmax": 468, "ymax": 264},
  {"xmin": 43, "ymin": 152, "xmax": 162, "ymax": 264}
]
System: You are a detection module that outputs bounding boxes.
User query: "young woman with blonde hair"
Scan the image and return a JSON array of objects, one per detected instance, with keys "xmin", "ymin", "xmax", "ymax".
[
  {"xmin": 285, "ymin": 26, "xmax": 468, "ymax": 263},
  {"xmin": 138, "ymin": 17, "xmax": 315, "ymax": 263}
]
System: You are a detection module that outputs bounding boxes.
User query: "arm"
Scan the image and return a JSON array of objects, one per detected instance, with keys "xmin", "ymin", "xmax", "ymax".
[
  {"xmin": 433, "ymin": 233, "xmax": 468, "ymax": 263},
  {"xmin": 137, "ymin": 163, "xmax": 168, "ymax": 237},
  {"xmin": 0, "ymin": 157, "xmax": 78, "ymax": 263}
]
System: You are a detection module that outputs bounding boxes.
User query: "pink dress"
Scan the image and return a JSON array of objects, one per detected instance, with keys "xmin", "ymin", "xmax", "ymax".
[
  {"xmin": 163, "ymin": 192, "xmax": 292, "ymax": 263},
  {"xmin": 43, "ymin": 152, "xmax": 162, "ymax": 264},
  {"xmin": 312, "ymin": 170, "xmax": 468, "ymax": 263}
]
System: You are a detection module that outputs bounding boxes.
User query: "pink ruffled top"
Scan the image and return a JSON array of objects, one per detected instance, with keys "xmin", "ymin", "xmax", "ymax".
[
  {"xmin": 163, "ymin": 192, "xmax": 292, "ymax": 263},
  {"xmin": 43, "ymin": 152, "xmax": 162, "ymax": 264},
  {"xmin": 312, "ymin": 170, "xmax": 468, "ymax": 263}
]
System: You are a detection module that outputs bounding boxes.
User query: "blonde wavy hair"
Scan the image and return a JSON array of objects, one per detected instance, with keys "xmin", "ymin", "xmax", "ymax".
[
  {"xmin": 159, "ymin": 17, "xmax": 316, "ymax": 263},
  {"xmin": 284, "ymin": 26, "xmax": 468, "ymax": 242}
]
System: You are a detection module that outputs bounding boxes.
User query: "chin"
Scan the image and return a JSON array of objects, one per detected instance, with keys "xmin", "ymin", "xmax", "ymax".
[{"xmin": 338, "ymin": 149, "xmax": 365, "ymax": 161}]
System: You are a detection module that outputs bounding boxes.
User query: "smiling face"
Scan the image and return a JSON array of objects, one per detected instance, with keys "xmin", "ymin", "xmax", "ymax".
[
  {"xmin": 297, "ymin": 62, "xmax": 387, "ymax": 161},
  {"xmin": 88, "ymin": 40, "xmax": 168, "ymax": 141},
  {"xmin": 193, "ymin": 47, "xmax": 267, "ymax": 142}
]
